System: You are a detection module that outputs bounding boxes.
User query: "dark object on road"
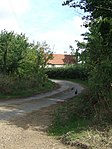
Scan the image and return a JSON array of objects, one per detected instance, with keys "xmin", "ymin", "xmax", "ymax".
[
  {"xmin": 75, "ymin": 89, "xmax": 78, "ymax": 95},
  {"xmin": 71, "ymin": 87, "xmax": 74, "ymax": 90}
]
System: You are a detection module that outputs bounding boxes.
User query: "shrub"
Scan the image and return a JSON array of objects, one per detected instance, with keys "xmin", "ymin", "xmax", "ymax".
[
  {"xmin": 0, "ymin": 74, "xmax": 39, "ymax": 95},
  {"xmin": 45, "ymin": 65, "xmax": 89, "ymax": 80}
]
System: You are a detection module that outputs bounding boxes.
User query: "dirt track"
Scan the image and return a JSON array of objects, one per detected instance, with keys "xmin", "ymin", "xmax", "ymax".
[{"xmin": 0, "ymin": 105, "xmax": 76, "ymax": 149}]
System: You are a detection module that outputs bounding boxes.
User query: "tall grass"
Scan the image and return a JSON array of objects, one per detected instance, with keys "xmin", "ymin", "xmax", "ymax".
[
  {"xmin": 49, "ymin": 80, "xmax": 112, "ymax": 149},
  {"xmin": 0, "ymin": 74, "xmax": 55, "ymax": 99}
]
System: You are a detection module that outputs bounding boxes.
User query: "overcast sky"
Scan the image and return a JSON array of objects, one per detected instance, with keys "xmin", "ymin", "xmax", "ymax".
[{"xmin": 0, "ymin": 0, "xmax": 87, "ymax": 54}]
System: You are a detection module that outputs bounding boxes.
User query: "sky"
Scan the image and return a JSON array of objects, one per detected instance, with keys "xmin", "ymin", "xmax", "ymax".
[{"xmin": 0, "ymin": 0, "xmax": 87, "ymax": 54}]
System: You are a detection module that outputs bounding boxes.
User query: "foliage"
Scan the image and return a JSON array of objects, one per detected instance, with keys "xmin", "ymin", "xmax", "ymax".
[
  {"xmin": 85, "ymin": 20, "xmax": 112, "ymax": 99},
  {"xmin": 0, "ymin": 30, "xmax": 29, "ymax": 75},
  {"xmin": 49, "ymin": 93, "xmax": 92, "ymax": 135},
  {"xmin": 62, "ymin": 0, "xmax": 112, "ymax": 19},
  {"xmin": 53, "ymin": 3, "xmax": 112, "ymax": 147},
  {"xmin": 0, "ymin": 30, "xmax": 52, "ymax": 76},
  {"xmin": 63, "ymin": 0, "xmax": 112, "ymax": 102},
  {"xmin": 45, "ymin": 65, "xmax": 89, "ymax": 80},
  {"xmin": 0, "ymin": 74, "xmax": 55, "ymax": 99},
  {"xmin": 21, "ymin": 41, "xmax": 53, "ymax": 84},
  {"xmin": 70, "ymin": 40, "xmax": 87, "ymax": 64},
  {"xmin": 49, "ymin": 91, "xmax": 112, "ymax": 149},
  {"xmin": 69, "ymin": 44, "xmax": 80, "ymax": 64},
  {"xmin": 33, "ymin": 42, "xmax": 53, "ymax": 84},
  {"xmin": 0, "ymin": 30, "xmax": 53, "ymax": 96}
]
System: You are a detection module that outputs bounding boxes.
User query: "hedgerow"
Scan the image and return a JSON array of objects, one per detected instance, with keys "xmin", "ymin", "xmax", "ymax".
[{"xmin": 45, "ymin": 65, "xmax": 89, "ymax": 80}]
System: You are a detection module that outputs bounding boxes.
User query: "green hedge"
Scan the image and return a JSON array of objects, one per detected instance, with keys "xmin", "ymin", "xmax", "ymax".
[{"xmin": 45, "ymin": 65, "xmax": 89, "ymax": 80}]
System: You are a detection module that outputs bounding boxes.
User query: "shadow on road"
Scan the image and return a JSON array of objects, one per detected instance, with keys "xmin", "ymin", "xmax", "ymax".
[{"xmin": 8, "ymin": 104, "xmax": 57, "ymax": 132}]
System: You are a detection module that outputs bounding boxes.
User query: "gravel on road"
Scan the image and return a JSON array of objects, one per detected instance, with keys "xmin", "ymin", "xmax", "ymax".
[{"xmin": 0, "ymin": 80, "xmax": 83, "ymax": 149}]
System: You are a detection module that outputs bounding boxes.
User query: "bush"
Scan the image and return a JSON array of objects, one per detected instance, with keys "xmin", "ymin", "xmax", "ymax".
[
  {"xmin": 45, "ymin": 65, "xmax": 89, "ymax": 80},
  {"xmin": 0, "ymin": 74, "xmax": 56, "ymax": 98},
  {"xmin": 0, "ymin": 74, "xmax": 39, "ymax": 95}
]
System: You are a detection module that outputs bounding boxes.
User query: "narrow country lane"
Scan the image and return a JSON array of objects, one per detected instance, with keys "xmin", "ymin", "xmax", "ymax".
[
  {"xmin": 0, "ymin": 80, "xmax": 84, "ymax": 120},
  {"xmin": 0, "ymin": 80, "xmax": 84, "ymax": 149}
]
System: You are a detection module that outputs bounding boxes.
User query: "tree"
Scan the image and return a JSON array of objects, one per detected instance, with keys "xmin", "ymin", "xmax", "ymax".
[
  {"xmin": 70, "ymin": 41, "xmax": 87, "ymax": 64},
  {"xmin": 0, "ymin": 30, "xmax": 54, "ymax": 95},
  {"xmin": 62, "ymin": 0, "xmax": 112, "ymax": 19},
  {"xmin": 69, "ymin": 45, "xmax": 79, "ymax": 64},
  {"xmin": 0, "ymin": 30, "xmax": 53, "ymax": 87},
  {"xmin": 33, "ymin": 41, "xmax": 53, "ymax": 84},
  {"xmin": 0, "ymin": 30, "xmax": 29, "ymax": 75},
  {"xmin": 63, "ymin": 0, "xmax": 112, "ymax": 101},
  {"xmin": 85, "ymin": 20, "xmax": 112, "ymax": 99}
]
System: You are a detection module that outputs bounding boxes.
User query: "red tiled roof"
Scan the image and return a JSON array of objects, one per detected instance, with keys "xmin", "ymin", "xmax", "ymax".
[{"xmin": 48, "ymin": 54, "xmax": 75, "ymax": 65}]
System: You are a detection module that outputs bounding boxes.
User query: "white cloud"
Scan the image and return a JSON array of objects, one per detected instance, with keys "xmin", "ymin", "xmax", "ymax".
[
  {"xmin": 0, "ymin": 0, "xmax": 30, "ymax": 15},
  {"xmin": 0, "ymin": 1, "xmax": 87, "ymax": 54},
  {"xmin": 0, "ymin": 18, "xmax": 22, "ymax": 33},
  {"xmin": 0, "ymin": 0, "xmax": 31, "ymax": 33},
  {"xmin": 31, "ymin": 16, "xmax": 86, "ymax": 54}
]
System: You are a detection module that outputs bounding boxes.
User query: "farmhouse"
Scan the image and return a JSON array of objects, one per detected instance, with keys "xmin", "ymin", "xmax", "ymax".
[{"xmin": 48, "ymin": 54, "xmax": 75, "ymax": 67}]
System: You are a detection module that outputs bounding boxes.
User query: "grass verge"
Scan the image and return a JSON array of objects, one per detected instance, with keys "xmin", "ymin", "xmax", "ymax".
[
  {"xmin": 0, "ymin": 79, "xmax": 57, "ymax": 100},
  {"xmin": 48, "ymin": 80, "xmax": 112, "ymax": 149}
]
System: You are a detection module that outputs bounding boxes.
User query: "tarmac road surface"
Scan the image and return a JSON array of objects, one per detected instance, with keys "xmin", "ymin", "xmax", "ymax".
[{"xmin": 0, "ymin": 80, "xmax": 84, "ymax": 120}]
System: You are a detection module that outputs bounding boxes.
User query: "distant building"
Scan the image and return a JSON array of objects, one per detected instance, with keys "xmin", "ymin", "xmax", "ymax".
[{"xmin": 48, "ymin": 54, "xmax": 75, "ymax": 67}]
